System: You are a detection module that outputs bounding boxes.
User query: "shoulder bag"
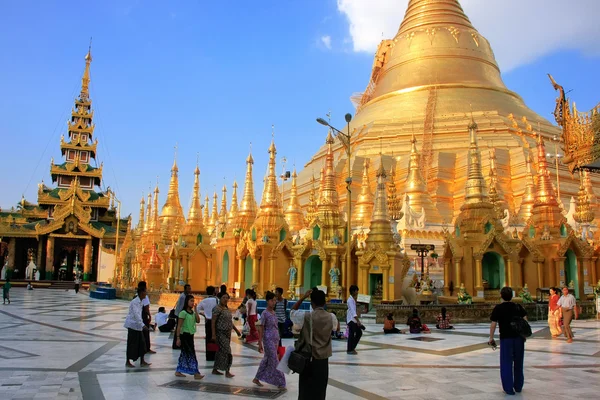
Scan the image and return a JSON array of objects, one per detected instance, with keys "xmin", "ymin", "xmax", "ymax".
[
  {"xmin": 288, "ymin": 313, "xmax": 312, "ymax": 374},
  {"xmin": 510, "ymin": 303, "xmax": 532, "ymax": 340}
]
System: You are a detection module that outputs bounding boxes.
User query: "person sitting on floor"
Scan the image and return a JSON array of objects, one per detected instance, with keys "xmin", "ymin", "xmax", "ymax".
[
  {"xmin": 436, "ymin": 307, "xmax": 454, "ymax": 330},
  {"xmin": 407, "ymin": 309, "xmax": 431, "ymax": 334},
  {"xmin": 331, "ymin": 311, "xmax": 343, "ymax": 339},
  {"xmin": 156, "ymin": 306, "xmax": 177, "ymax": 332},
  {"xmin": 384, "ymin": 313, "xmax": 404, "ymax": 334}
]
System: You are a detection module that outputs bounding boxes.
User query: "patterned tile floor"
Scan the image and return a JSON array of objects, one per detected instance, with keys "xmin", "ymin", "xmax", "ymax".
[{"xmin": 0, "ymin": 288, "xmax": 599, "ymax": 399}]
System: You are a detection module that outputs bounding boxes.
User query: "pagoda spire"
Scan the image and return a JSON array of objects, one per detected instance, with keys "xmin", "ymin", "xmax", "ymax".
[
  {"xmin": 237, "ymin": 149, "xmax": 258, "ymax": 231},
  {"xmin": 487, "ymin": 148, "xmax": 504, "ymax": 220},
  {"xmin": 574, "ymin": 175, "xmax": 595, "ymax": 225},
  {"xmin": 137, "ymin": 195, "xmax": 145, "ymax": 231},
  {"xmin": 219, "ymin": 184, "xmax": 228, "ymax": 226},
  {"xmin": 529, "ymin": 134, "xmax": 563, "ymax": 231},
  {"xmin": 403, "ymin": 134, "xmax": 442, "ymax": 221},
  {"xmin": 316, "ymin": 130, "xmax": 341, "ymax": 238},
  {"xmin": 517, "ymin": 150, "xmax": 536, "ymax": 223},
  {"xmin": 463, "ymin": 120, "xmax": 488, "ymax": 206},
  {"xmin": 387, "ymin": 162, "xmax": 401, "ymax": 220},
  {"xmin": 209, "ymin": 191, "xmax": 218, "ymax": 233},
  {"xmin": 398, "ymin": 0, "xmax": 474, "ymax": 37},
  {"xmin": 228, "ymin": 181, "xmax": 239, "ymax": 227},
  {"xmin": 285, "ymin": 168, "xmax": 304, "ymax": 232},
  {"xmin": 144, "ymin": 191, "xmax": 152, "ymax": 233},
  {"xmin": 203, "ymin": 194, "xmax": 210, "ymax": 228},
  {"xmin": 184, "ymin": 164, "xmax": 204, "ymax": 237},
  {"xmin": 254, "ymin": 138, "xmax": 286, "ymax": 236},
  {"xmin": 305, "ymin": 175, "xmax": 318, "ymax": 225},
  {"xmin": 352, "ymin": 159, "xmax": 374, "ymax": 228},
  {"xmin": 80, "ymin": 44, "xmax": 92, "ymax": 100},
  {"xmin": 366, "ymin": 155, "xmax": 396, "ymax": 247},
  {"xmin": 160, "ymin": 153, "xmax": 185, "ymax": 241}
]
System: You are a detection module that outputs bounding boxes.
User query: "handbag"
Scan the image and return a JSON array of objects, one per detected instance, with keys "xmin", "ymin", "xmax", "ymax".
[
  {"xmin": 510, "ymin": 304, "xmax": 532, "ymax": 340},
  {"xmin": 277, "ymin": 346, "xmax": 286, "ymax": 361},
  {"xmin": 207, "ymin": 342, "xmax": 219, "ymax": 352},
  {"xmin": 288, "ymin": 313, "xmax": 312, "ymax": 374}
]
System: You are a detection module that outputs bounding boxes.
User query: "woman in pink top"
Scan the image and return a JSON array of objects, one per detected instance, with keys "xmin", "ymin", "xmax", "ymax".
[{"xmin": 548, "ymin": 287, "xmax": 563, "ymax": 337}]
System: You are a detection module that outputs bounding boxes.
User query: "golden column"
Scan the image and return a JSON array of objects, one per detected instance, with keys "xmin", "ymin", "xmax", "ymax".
[
  {"xmin": 186, "ymin": 254, "xmax": 192, "ymax": 283},
  {"xmin": 252, "ymin": 257, "xmax": 260, "ymax": 289},
  {"xmin": 454, "ymin": 257, "xmax": 462, "ymax": 290},
  {"xmin": 294, "ymin": 256, "xmax": 303, "ymax": 289},
  {"xmin": 474, "ymin": 257, "xmax": 483, "ymax": 295},
  {"xmin": 83, "ymin": 239, "xmax": 92, "ymax": 281},
  {"xmin": 536, "ymin": 261, "xmax": 544, "ymax": 289},
  {"xmin": 591, "ymin": 257, "xmax": 598, "ymax": 286},
  {"xmin": 237, "ymin": 257, "xmax": 245, "ymax": 288},
  {"xmin": 505, "ymin": 257, "xmax": 513, "ymax": 287},
  {"xmin": 321, "ymin": 257, "xmax": 329, "ymax": 288},
  {"xmin": 443, "ymin": 258, "xmax": 451, "ymax": 295},
  {"xmin": 268, "ymin": 257, "xmax": 275, "ymax": 290},
  {"xmin": 207, "ymin": 257, "xmax": 213, "ymax": 286},
  {"xmin": 382, "ymin": 267, "xmax": 390, "ymax": 301},
  {"xmin": 341, "ymin": 258, "xmax": 347, "ymax": 293}
]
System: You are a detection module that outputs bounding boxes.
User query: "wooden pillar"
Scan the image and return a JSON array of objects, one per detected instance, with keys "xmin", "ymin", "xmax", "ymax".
[
  {"xmin": 453, "ymin": 258, "xmax": 462, "ymax": 292},
  {"xmin": 382, "ymin": 267, "xmax": 390, "ymax": 301},
  {"xmin": 321, "ymin": 257, "xmax": 329, "ymax": 287},
  {"xmin": 36, "ymin": 239, "xmax": 43, "ymax": 271},
  {"xmin": 474, "ymin": 257, "xmax": 483, "ymax": 295},
  {"xmin": 83, "ymin": 239, "xmax": 92, "ymax": 281},
  {"xmin": 443, "ymin": 258, "xmax": 451, "ymax": 295}
]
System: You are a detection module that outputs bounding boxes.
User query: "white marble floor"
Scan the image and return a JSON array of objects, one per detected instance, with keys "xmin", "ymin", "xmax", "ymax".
[{"xmin": 0, "ymin": 288, "xmax": 599, "ymax": 399}]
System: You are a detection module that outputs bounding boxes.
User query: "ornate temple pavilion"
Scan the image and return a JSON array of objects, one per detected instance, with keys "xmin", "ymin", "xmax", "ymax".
[{"xmin": 0, "ymin": 48, "xmax": 126, "ymax": 282}]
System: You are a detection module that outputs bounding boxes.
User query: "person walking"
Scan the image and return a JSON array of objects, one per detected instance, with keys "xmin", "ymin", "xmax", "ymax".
[
  {"xmin": 124, "ymin": 285, "xmax": 150, "ymax": 368},
  {"xmin": 558, "ymin": 286, "xmax": 578, "ymax": 343},
  {"xmin": 488, "ymin": 286, "xmax": 527, "ymax": 395},
  {"xmin": 212, "ymin": 292, "xmax": 242, "ymax": 378},
  {"xmin": 274, "ymin": 287, "xmax": 287, "ymax": 345},
  {"xmin": 173, "ymin": 284, "xmax": 191, "ymax": 349},
  {"xmin": 2, "ymin": 278, "xmax": 10, "ymax": 305},
  {"xmin": 245, "ymin": 290, "xmax": 259, "ymax": 343},
  {"xmin": 197, "ymin": 286, "xmax": 218, "ymax": 361},
  {"xmin": 174, "ymin": 294, "xmax": 204, "ymax": 379},
  {"xmin": 346, "ymin": 285, "xmax": 363, "ymax": 355},
  {"xmin": 74, "ymin": 276, "xmax": 81, "ymax": 294},
  {"xmin": 292, "ymin": 289, "xmax": 333, "ymax": 400},
  {"xmin": 137, "ymin": 281, "xmax": 156, "ymax": 354},
  {"xmin": 253, "ymin": 291, "xmax": 286, "ymax": 389},
  {"xmin": 548, "ymin": 287, "xmax": 563, "ymax": 337}
]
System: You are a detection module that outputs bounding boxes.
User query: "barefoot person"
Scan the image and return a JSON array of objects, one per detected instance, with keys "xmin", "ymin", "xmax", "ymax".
[
  {"xmin": 174, "ymin": 295, "xmax": 204, "ymax": 379},
  {"xmin": 212, "ymin": 292, "xmax": 242, "ymax": 378},
  {"xmin": 548, "ymin": 287, "xmax": 562, "ymax": 337},
  {"xmin": 245, "ymin": 290, "xmax": 259, "ymax": 343},
  {"xmin": 558, "ymin": 286, "xmax": 578, "ymax": 343},
  {"xmin": 124, "ymin": 285, "xmax": 150, "ymax": 368},
  {"xmin": 253, "ymin": 291, "xmax": 286, "ymax": 389}
]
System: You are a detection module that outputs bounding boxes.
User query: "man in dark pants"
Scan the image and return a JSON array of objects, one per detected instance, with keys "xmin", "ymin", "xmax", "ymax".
[
  {"xmin": 172, "ymin": 284, "xmax": 191, "ymax": 349},
  {"xmin": 346, "ymin": 285, "xmax": 363, "ymax": 354},
  {"xmin": 489, "ymin": 286, "xmax": 527, "ymax": 395},
  {"xmin": 292, "ymin": 289, "xmax": 332, "ymax": 400},
  {"xmin": 274, "ymin": 287, "xmax": 287, "ymax": 346},
  {"xmin": 197, "ymin": 286, "xmax": 218, "ymax": 361}
]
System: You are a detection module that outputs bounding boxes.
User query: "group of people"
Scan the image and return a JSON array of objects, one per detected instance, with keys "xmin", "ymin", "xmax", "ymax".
[
  {"xmin": 383, "ymin": 307, "xmax": 454, "ymax": 334},
  {"xmin": 548, "ymin": 286, "xmax": 578, "ymax": 343}
]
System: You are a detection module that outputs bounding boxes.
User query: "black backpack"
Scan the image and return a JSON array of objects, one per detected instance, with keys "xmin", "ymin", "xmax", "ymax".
[{"xmin": 510, "ymin": 304, "xmax": 532, "ymax": 340}]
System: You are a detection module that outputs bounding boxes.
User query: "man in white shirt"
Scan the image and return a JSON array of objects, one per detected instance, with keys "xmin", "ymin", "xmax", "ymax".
[
  {"xmin": 156, "ymin": 307, "xmax": 176, "ymax": 332},
  {"xmin": 138, "ymin": 281, "xmax": 156, "ymax": 354},
  {"xmin": 557, "ymin": 286, "xmax": 578, "ymax": 343},
  {"xmin": 197, "ymin": 286, "xmax": 218, "ymax": 360},
  {"xmin": 346, "ymin": 285, "xmax": 363, "ymax": 354}
]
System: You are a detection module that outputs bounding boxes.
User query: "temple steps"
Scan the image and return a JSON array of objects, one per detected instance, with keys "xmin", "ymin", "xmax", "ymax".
[{"xmin": 49, "ymin": 281, "xmax": 75, "ymax": 290}]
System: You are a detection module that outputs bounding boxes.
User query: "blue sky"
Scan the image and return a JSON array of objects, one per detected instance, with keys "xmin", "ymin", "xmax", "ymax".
[{"xmin": 1, "ymin": 0, "xmax": 599, "ymax": 221}]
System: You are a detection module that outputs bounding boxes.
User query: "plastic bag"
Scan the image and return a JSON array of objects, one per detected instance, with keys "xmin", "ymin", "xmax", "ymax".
[
  {"xmin": 276, "ymin": 345, "xmax": 295, "ymax": 374},
  {"xmin": 233, "ymin": 310, "xmax": 241, "ymax": 321},
  {"xmin": 242, "ymin": 321, "xmax": 250, "ymax": 335}
]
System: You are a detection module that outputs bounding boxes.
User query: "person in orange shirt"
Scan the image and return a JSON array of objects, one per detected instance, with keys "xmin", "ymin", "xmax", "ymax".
[{"xmin": 383, "ymin": 313, "xmax": 404, "ymax": 334}]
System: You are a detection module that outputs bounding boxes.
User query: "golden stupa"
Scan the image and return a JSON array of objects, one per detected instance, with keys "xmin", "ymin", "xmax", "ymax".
[{"xmin": 296, "ymin": 0, "xmax": 573, "ymax": 228}]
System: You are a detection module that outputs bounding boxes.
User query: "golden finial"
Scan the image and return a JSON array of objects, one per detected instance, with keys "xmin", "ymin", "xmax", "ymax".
[
  {"xmin": 316, "ymin": 129, "xmax": 341, "ymax": 237},
  {"xmin": 238, "ymin": 142, "xmax": 258, "ymax": 231},
  {"xmin": 137, "ymin": 193, "xmax": 145, "ymax": 230},
  {"xmin": 228, "ymin": 181, "xmax": 239, "ymax": 227},
  {"xmin": 219, "ymin": 183, "xmax": 228, "ymax": 225},
  {"xmin": 255, "ymin": 135, "xmax": 285, "ymax": 236},
  {"xmin": 463, "ymin": 120, "xmax": 488, "ymax": 205},
  {"xmin": 80, "ymin": 41, "xmax": 92, "ymax": 99},
  {"xmin": 365, "ymin": 152, "xmax": 395, "ymax": 249},
  {"xmin": 203, "ymin": 194, "xmax": 210, "ymax": 227},
  {"xmin": 186, "ymin": 162, "xmax": 204, "ymax": 231},
  {"xmin": 529, "ymin": 133, "xmax": 562, "ymax": 230},
  {"xmin": 285, "ymin": 168, "xmax": 304, "ymax": 232}
]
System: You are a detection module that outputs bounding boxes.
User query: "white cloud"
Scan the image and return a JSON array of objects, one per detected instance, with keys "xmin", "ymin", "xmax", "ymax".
[
  {"xmin": 337, "ymin": 0, "xmax": 600, "ymax": 72},
  {"xmin": 321, "ymin": 35, "xmax": 332, "ymax": 50}
]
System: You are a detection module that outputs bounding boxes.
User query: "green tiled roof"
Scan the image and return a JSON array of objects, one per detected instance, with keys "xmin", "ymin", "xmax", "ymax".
[{"xmin": 91, "ymin": 221, "xmax": 116, "ymax": 234}]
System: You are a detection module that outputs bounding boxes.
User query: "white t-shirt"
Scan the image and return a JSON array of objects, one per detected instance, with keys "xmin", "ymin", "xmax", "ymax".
[
  {"xmin": 346, "ymin": 296, "xmax": 358, "ymax": 324},
  {"xmin": 197, "ymin": 297, "xmax": 218, "ymax": 320},
  {"xmin": 247, "ymin": 298, "xmax": 257, "ymax": 316},
  {"xmin": 142, "ymin": 297, "xmax": 150, "ymax": 307},
  {"xmin": 155, "ymin": 312, "xmax": 168, "ymax": 327}
]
